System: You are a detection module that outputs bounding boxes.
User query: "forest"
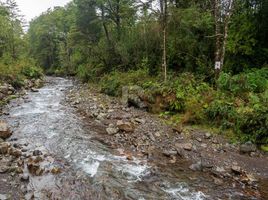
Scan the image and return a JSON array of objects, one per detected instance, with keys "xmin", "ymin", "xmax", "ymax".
[{"xmin": 0, "ymin": 0, "xmax": 268, "ymax": 144}]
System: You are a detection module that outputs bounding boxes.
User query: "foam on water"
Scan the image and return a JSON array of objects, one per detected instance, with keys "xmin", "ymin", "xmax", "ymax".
[
  {"xmin": 164, "ymin": 185, "xmax": 207, "ymax": 200},
  {"xmin": 80, "ymin": 161, "xmax": 100, "ymax": 177}
]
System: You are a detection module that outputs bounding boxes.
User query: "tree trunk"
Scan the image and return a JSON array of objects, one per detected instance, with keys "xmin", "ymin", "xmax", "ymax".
[
  {"xmin": 221, "ymin": 0, "xmax": 234, "ymax": 67},
  {"xmin": 160, "ymin": 0, "xmax": 168, "ymax": 82},
  {"xmin": 214, "ymin": 0, "xmax": 221, "ymax": 78}
]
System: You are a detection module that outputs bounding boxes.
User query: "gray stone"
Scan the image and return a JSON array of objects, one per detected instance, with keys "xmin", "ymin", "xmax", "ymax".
[
  {"xmin": 0, "ymin": 143, "xmax": 10, "ymax": 154},
  {"xmin": 189, "ymin": 161, "xmax": 202, "ymax": 171},
  {"xmin": 33, "ymin": 150, "xmax": 42, "ymax": 156},
  {"xmin": 121, "ymin": 85, "xmax": 147, "ymax": 109},
  {"xmin": 231, "ymin": 165, "xmax": 242, "ymax": 174},
  {"xmin": 240, "ymin": 142, "xmax": 257, "ymax": 154},
  {"xmin": 106, "ymin": 127, "xmax": 119, "ymax": 135},
  {"xmin": 204, "ymin": 132, "xmax": 212, "ymax": 139},
  {"xmin": 116, "ymin": 120, "xmax": 135, "ymax": 132},
  {"xmin": 0, "ymin": 121, "xmax": 12, "ymax": 139},
  {"xmin": 31, "ymin": 88, "xmax": 39, "ymax": 92},
  {"xmin": 0, "ymin": 84, "xmax": 9, "ymax": 94},
  {"xmin": 163, "ymin": 150, "xmax": 177, "ymax": 157},
  {"xmin": 182, "ymin": 143, "xmax": 193, "ymax": 151}
]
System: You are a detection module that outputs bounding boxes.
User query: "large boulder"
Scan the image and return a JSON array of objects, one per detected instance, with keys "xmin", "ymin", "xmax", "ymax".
[
  {"xmin": 122, "ymin": 85, "xmax": 147, "ymax": 109},
  {"xmin": 0, "ymin": 121, "xmax": 12, "ymax": 139}
]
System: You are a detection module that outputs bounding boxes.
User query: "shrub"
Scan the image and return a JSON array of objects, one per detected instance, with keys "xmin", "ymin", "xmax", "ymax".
[
  {"xmin": 0, "ymin": 58, "xmax": 43, "ymax": 88},
  {"xmin": 100, "ymin": 69, "xmax": 153, "ymax": 96}
]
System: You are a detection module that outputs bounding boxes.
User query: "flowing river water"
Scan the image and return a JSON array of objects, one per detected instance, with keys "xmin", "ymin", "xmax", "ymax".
[{"xmin": 1, "ymin": 77, "xmax": 260, "ymax": 200}]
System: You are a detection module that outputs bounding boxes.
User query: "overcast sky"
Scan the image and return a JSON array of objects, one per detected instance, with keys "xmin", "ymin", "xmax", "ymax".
[{"xmin": 15, "ymin": 0, "xmax": 71, "ymax": 22}]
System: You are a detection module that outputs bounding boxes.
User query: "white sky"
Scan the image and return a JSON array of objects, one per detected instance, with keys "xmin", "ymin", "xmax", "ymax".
[{"xmin": 15, "ymin": 0, "xmax": 71, "ymax": 22}]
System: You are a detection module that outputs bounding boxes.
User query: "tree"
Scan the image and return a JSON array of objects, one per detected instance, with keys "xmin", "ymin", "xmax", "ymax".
[{"xmin": 214, "ymin": 0, "xmax": 235, "ymax": 77}]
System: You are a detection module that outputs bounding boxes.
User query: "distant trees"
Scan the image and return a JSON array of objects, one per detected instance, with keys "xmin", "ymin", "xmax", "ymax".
[
  {"xmin": 0, "ymin": 0, "xmax": 24, "ymax": 59},
  {"xmin": 27, "ymin": 0, "xmax": 268, "ymax": 80}
]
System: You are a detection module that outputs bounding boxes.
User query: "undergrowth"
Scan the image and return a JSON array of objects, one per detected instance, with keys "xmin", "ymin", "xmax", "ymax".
[{"xmin": 98, "ymin": 68, "xmax": 268, "ymax": 144}]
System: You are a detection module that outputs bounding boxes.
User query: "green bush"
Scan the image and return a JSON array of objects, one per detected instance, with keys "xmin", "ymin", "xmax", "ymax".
[
  {"xmin": 100, "ymin": 69, "xmax": 153, "ymax": 96},
  {"xmin": 0, "ymin": 58, "xmax": 43, "ymax": 88},
  {"xmin": 218, "ymin": 68, "xmax": 268, "ymax": 94}
]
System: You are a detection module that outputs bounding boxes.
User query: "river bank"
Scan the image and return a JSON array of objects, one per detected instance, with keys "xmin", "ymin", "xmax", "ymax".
[
  {"xmin": 0, "ymin": 77, "xmax": 267, "ymax": 199},
  {"xmin": 67, "ymin": 81, "xmax": 268, "ymax": 199}
]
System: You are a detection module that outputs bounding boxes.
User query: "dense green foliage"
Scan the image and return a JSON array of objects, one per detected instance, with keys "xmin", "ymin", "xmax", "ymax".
[
  {"xmin": 0, "ymin": 1, "xmax": 42, "ymax": 87},
  {"xmin": 99, "ymin": 70, "xmax": 267, "ymax": 144}
]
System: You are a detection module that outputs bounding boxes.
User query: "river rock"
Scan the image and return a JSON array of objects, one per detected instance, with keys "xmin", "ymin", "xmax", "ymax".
[
  {"xmin": 189, "ymin": 161, "xmax": 202, "ymax": 171},
  {"xmin": 0, "ymin": 84, "xmax": 9, "ymax": 94},
  {"xmin": 10, "ymin": 148, "xmax": 22, "ymax": 158},
  {"xmin": 31, "ymin": 88, "xmax": 39, "ymax": 92},
  {"xmin": 0, "ymin": 93, "xmax": 6, "ymax": 100},
  {"xmin": 0, "ymin": 121, "xmax": 12, "ymax": 139},
  {"xmin": 33, "ymin": 150, "xmax": 42, "ymax": 156},
  {"xmin": 163, "ymin": 150, "xmax": 177, "ymax": 157},
  {"xmin": 134, "ymin": 118, "xmax": 145, "ymax": 124},
  {"xmin": 0, "ymin": 143, "xmax": 10, "ymax": 154},
  {"xmin": 231, "ymin": 165, "xmax": 242, "ymax": 174},
  {"xmin": 51, "ymin": 167, "xmax": 62, "ymax": 174},
  {"xmin": 116, "ymin": 120, "xmax": 135, "ymax": 132},
  {"xmin": 27, "ymin": 163, "xmax": 41, "ymax": 176},
  {"xmin": 182, "ymin": 143, "xmax": 193, "ymax": 151},
  {"xmin": 239, "ymin": 142, "xmax": 256, "ymax": 154},
  {"xmin": 204, "ymin": 132, "xmax": 212, "ymax": 139},
  {"xmin": 106, "ymin": 127, "xmax": 119, "ymax": 135},
  {"xmin": 121, "ymin": 85, "xmax": 147, "ymax": 109}
]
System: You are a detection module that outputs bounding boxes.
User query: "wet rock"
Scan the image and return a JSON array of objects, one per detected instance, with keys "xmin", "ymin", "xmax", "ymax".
[
  {"xmin": 0, "ymin": 121, "xmax": 12, "ymax": 139},
  {"xmin": 33, "ymin": 150, "xmax": 42, "ymax": 156},
  {"xmin": 134, "ymin": 118, "xmax": 145, "ymax": 124},
  {"xmin": 0, "ymin": 143, "xmax": 10, "ymax": 154},
  {"xmin": 215, "ymin": 166, "xmax": 226, "ymax": 173},
  {"xmin": 31, "ymin": 88, "xmax": 39, "ymax": 92},
  {"xmin": 51, "ymin": 167, "xmax": 62, "ymax": 174},
  {"xmin": 189, "ymin": 161, "xmax": 202, "ymax": 171},
  {"xmin": 35, "ymin": 168, "xmax": 44, "ymax": 176},
  {"xmin": 162, "ymin": 150, "xmax": 177, "ymax": 157},
  {"xmin": 0, "ymin": 93, "xmax": 5, "ymax": 100},
  {"xmin": 97, "ymin": 113, "xmax": 107, "ymax": 120},
  {"xmin": 0, "ymin": 166, "xmax": 8, "ymax": 173},
  {"xmin": 25, "ymin": 193, "xmax": 34, "ymax": 200},
  {"xmin": 0, "ymin": 84, "xmax": 9, "ymax": 94},
  {"xmin": 154, "ymin": 132, "xmax": 161, "ymax": 137},
  {"xmin": 9, "ymin": 148, "xmax": 22, "ymax": 157},
  {"xmin": 106, "ymin": 127, "xmax": 119, "ymax": 135},
  {"xmin": 0, "ymin": 194, "xmax": 8, "ymax": 200},
  {"xmin": 182, "ymin": 143, "xmax": 193, "ymax": 151},
  {"xmin": 213, "ymin": 177, "xmax": 224, "ymax": 185},
  {"xmin": 200, "ymin": 143, "xmax": 207, "ymax": 148},
  {"xmin": 239, "ymin": 142, "xmax": 256, "ymax": 154},
  {"xmin": 231, "ymin": 165, "xmax": 242, "ymax": 174},
  {"xmin": 116, "ymin": 120, "xmax": 135, "ymax": 133},
  {"xmin": 27, "ymin": 163, "xmax": 41, "ymax": 176}
]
